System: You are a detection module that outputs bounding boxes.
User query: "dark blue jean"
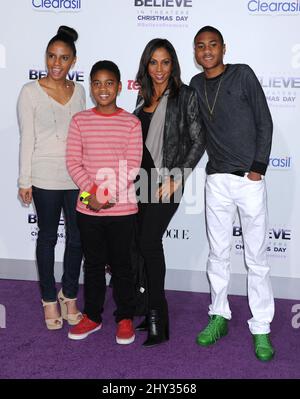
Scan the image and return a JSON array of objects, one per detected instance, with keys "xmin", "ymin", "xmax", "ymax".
[{"xmin": 32, "ymin": 186, "xmax": 83, "ymax": 301}]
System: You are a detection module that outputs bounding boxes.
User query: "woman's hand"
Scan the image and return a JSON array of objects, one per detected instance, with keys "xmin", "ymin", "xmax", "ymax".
[
  {"xmin": 19, "ymin": 187, "xmax": 32, "ymax": 205},
  {"xmin": 156, "ymin": 177, "xmax": 181, "ymax": 202}
]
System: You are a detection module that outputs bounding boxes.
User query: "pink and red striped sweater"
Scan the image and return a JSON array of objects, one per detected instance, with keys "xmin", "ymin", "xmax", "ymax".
[{"xmin": 66, "ymin": 107, "xmax": 143, "ymax": 216}]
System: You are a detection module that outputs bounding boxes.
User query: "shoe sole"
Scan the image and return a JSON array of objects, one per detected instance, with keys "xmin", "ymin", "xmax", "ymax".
[
  {"xmin": 68, "ymin": 324, "xmax": 102, "ymax": 340},
  {"xmin": 256, "ymin": 354, "xmax": 274, "ymax": 362},
  {"xmin": 196, "ymin": 330, "xmax": 228, "ymax": 346},
  {"xmin": 46, "ymin": 323, "xmax": 63, "ymax": 331},
  {"xmin": 116, "ymin": 335, "xmax": 135, "ymax": 345},
  {"xmin": 142, "ymin": 338, "xmax": 169, "ymax": 347}
]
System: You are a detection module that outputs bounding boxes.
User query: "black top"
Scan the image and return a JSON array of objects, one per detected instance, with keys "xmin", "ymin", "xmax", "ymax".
[
  {"xmin": 190, "ymin": 64, "xmax": 273, "ymax": 175},
  {"xmin": 137, "ymin": 109, "xmax": 156, "ymax": 174},
  {"xmin": 134, "ymin": 84, "xmax": 205, "ymax": 180},
  {"xmin": 135, "ymin": 109, "xmax": 159, "ymax": 202}
]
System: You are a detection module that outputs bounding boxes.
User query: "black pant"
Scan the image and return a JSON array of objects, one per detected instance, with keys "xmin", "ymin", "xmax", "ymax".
[
  {"xmin": 137, "ymin": 202, "xmax": 179, "ymax": 311},
  {"xmin": 77, "ymin": 212, "xmax": 136, "ymax": 324}
]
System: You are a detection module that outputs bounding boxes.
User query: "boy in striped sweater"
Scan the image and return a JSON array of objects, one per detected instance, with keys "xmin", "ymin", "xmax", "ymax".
[{"xmin": 66, "ymin": 61, "xmax": 143, "ymax": 344}]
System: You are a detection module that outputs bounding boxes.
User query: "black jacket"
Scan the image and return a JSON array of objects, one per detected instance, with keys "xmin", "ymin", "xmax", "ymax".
[{"xmin": 134, "ymin": 84, "xmax": 205, "ymax": 181}]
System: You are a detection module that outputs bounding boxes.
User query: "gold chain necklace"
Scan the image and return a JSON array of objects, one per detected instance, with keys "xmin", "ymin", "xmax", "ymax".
[{"xmin": 204, "ymin": 71, "xmax": 225, "ymax": 121}]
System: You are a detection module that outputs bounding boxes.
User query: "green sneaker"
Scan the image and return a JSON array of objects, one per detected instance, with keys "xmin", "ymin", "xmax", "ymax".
[
  {"xmin": 196, "ymin": 315, "xmax": 228, "ymax": 346},
  {"xmin": 253, "ymin": 334, "xmax": 275, "ymax": 361}
]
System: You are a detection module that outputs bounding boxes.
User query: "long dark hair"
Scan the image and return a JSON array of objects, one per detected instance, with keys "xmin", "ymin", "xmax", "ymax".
[
  {"xmin": 136, "ymin": 38, "xmax": 182, "ymax": 106},
  {"xmin": 46, "ymin": 25, "xmax": 78, "ymax": 57}
]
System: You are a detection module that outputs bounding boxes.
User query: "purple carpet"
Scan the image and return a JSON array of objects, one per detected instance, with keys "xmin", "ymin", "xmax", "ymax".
[{"xmin": 0, "ymin": 279, "xmax": 299, "ymax": 379}]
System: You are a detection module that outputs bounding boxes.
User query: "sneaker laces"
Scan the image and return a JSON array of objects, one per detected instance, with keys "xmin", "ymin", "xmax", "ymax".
[
  {"xmin": 255, "ymin": 334, "xmax": 272, "ymax": 349},
  {"xmin": 202, "ymin": 317, "xmax": 223, "ymax": 339},
  {"xmin": 79, "ymin": 314, "xmax": 93, "ymax": 327}
]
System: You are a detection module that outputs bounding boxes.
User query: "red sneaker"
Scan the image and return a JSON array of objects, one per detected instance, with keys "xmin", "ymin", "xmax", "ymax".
[
  {"xmin": 116, "ymin": 319, "xmax": 135, "ymax": 345},
  {"xmin": 68, "ymin": 314, "xmax": 102, "ymax": 340}
]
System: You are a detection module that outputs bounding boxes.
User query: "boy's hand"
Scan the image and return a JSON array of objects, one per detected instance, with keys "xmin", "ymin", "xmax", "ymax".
[
  {"xmin": 86, "ymin": 194, "xmax": 106, "ymax": 212},
  {"xmin": 247, "ymin": 171, "xmax": 262, "ymax": 181},
  {"xmin": 101, "ymin": 196, "xmax": 117, "ymax": 209}
]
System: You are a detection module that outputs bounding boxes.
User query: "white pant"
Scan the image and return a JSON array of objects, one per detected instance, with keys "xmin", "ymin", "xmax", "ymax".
[{"xmin": 205, "ymin": 173, "xmax": 274, "ymax": 334}]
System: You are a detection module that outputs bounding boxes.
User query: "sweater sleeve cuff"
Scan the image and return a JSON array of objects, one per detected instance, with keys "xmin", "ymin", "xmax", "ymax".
[
  {"xmin": 250, "ymin": 161, "xmax": 268, "ymax": 175},
  {"xmin": 18, "ymin": 177, "xmax": 32, "ymax": 189}
]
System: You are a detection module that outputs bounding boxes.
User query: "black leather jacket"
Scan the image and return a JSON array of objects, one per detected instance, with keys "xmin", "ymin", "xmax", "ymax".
[{"xmin": 134, "ymin": 84, "xmax": 205, "ymax": 180}]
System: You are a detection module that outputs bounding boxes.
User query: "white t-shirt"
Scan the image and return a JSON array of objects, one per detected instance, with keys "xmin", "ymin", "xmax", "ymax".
[{"xmin": 17, "ymin": 80, "xmax": 86, "ymax": 189}]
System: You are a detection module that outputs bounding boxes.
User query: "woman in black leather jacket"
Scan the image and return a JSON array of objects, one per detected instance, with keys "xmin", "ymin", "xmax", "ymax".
[{"xmin": 133, "ymin": 38, "xmax": 205, "ymax": 347}]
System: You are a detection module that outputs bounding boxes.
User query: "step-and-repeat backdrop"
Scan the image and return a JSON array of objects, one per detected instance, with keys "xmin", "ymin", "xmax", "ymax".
[{"xmin": 0, "ymin": 1, "xmax": 299, "ymax": 298}]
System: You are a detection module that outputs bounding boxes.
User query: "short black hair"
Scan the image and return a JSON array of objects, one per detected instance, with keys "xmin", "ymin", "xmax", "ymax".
[
  {"xmin": 47, "ymin": 25, "xmax": 78, "ymax": 57},
  {"xmin": 90, "ymin": 60, "xmax": 121, "ymax": 82},
  {"xmin": 194, "ymin": 26, "xmax": 224, "ymax": 45},
  {"xmin": 136, "ymin": 38, "xmax": 182, "ymax": 107}
]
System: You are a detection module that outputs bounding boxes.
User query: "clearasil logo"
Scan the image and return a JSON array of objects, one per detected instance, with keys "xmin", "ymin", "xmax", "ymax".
[
  {"xmin": 248, "ymin": 0, "xmax": 300, "ymax": 15},
  {"xmin": 32, "ymin": 0, "xmax": 82, "ymax": 12},
  {"xmin": 269, "ymin": 157, "xmax": 292, "ymax": 169}
]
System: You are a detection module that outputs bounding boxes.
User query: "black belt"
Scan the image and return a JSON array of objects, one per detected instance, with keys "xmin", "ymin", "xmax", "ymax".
[{"xmin": 230, "ymin": 171, "xmax": 246, "ymax": 177}]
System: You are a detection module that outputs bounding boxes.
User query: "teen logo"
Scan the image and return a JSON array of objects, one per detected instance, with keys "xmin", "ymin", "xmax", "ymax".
[
  {"xmin": 0, "ymin": 44, "xmax": 6, "ymax": 69},
  {"xmin": 134, "ymin": 0, "xmax": 192, "ymax": 28},
  {"xmin": 127, "ymin": 80, "xmax": 140, "ymax": 90},
  {"xmin": 29, "ymin": 69, "xmax": 84, "ymax": 82},
  {"xmin": 32, "ymin": 0, "xmax": 82, "ymax": 12},
  {"xmin": 248, "ymin": 0, "xmax": 300, "ymax": 15},
  {"xmin": 269, "ymin": 156, "xmax": 292, "ymax": 169}
]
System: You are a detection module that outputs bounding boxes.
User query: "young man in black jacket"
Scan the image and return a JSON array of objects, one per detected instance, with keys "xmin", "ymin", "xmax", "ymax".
[{"xmin": 190, "ymin": 26, "xmax": 275, "ymax": 361}]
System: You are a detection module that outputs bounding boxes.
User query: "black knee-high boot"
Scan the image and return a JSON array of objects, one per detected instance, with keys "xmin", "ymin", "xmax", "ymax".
[{"xmin": 142, "ymin": 309, "xmax": 169, "ymax": 347}]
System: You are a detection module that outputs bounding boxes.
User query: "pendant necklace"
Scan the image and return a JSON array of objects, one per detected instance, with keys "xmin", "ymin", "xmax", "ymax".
[
  {"xmin": 204, "ymin": 68, "xmax": 225, "ymax": 121},
  {"xmin": 46, "ymin": 80, "xmax": 73, "ymax": 141},
  {"xmin": 48, "ymin": 96, "xmax": 72, "ymax": 142}
]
